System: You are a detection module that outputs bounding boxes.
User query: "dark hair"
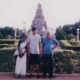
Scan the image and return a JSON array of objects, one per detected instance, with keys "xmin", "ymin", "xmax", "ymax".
[
  {"xmin": 21, "ymin": 34, "xmax": 27, "ymax": 38},
  {"xmin": 32, "ymin": 27, "xmax": 36, "ymax": 31}
]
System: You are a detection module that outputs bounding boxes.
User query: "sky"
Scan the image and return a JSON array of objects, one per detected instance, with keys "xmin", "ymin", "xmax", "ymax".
[{"xmin": 0, "ymin": 0, "xmax": 80, "ymax": 30}]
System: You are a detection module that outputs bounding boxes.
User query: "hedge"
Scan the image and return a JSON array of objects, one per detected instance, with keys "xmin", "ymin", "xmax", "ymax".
[
  {"xmin": 69, "ymin": 41, "xmax": 80, "ymax": 46},
  {"xmin": 0, "ymin": 49, "xmax": 80, "ymax": 73},
  {"xmin": 60, "ymin": 40, "xmax": 80, "ymax": 51},
  {"xmin": 60, "ymin": 40, "xmax": 72, "ymax": 47},
  {"xmin": 0, "ymin": 49, "xmax": 15, "ymax": 72},
  {"xmin": 0, "ymin": 44, "xmax": 9, "ymax": 48},
  {"xmin": 0, "ymin": 39, "xmax": 19, "ymax": 49},
  {"xmin": 0, "ymin": 44, "xmax": 17, "ymax": 49},
  {"xmin": 0, "ymin": 39, "xmax": 19, "ymax": 44}
]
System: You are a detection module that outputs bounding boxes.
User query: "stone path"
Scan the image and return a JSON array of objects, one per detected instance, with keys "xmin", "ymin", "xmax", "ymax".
[{"xmin": 0, "ymin": 73, "xmax": 80, "ymax": 80}]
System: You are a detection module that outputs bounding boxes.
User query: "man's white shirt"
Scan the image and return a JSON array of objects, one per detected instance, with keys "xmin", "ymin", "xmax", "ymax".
[{"xmin": 27, "ymin": 33, "xmax": 41, "ymax": 54}]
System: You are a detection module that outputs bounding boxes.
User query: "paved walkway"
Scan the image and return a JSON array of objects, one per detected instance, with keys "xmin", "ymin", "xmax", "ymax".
[{"xmin": 0, "ymin": 73, "xmax": 80, "ymax": 80}]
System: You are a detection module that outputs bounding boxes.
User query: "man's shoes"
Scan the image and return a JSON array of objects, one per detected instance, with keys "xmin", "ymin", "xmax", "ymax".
[
  {"xmin": 37, "ymin": 75, "xmax": 40, "ymax": 78},
  {"xmin": 49, "ymin": 75, "xmax": 56, "ymax": 79},
  {"xmin": 43, "ymin": 76, "xmax": 46, "ymax": 78},
  {"xmin": 20, "ymin": 75, "xmax": 26, "ymax": 79},
  {"xmin": 43, "ymin": 74, "xmax": 47, "ymax": 78},
  {"xmin": 53, "ymin": 75, "xmax": 56, "ymax": 78},
  {"xmin": 14, "ymin": 74, "xmax": 20, "ymax": 78},
  {"xmin": 43, "ymin": 75, "xmax": 46, "ymax": 78},
  {"xmin": 49, "ymin": 76, "xmax": 53, "ymax": 79},
  {"xmin": 28, "ymin": 74, "xmax": 33, "ymax": 78}
]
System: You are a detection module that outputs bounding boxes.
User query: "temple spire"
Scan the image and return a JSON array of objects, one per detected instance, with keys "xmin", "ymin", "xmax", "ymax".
[{"xmin": 30, "ymin": 3, "xmax": 48, "ymax": 37}]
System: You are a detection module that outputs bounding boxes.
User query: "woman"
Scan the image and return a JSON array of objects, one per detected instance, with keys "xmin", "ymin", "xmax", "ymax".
[{"xmin": 14, "ymin": 34, "xmax": 27, "ymax": 78}]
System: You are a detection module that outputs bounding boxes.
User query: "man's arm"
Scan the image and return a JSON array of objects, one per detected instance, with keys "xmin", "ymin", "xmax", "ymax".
[
  {"xmin": 27, "ymin": 35, "xmax": 30, "ymax": 57},
  {"xmin": 39, "ymin": 42, "xmax": 42, "ymax": 56},
  {"xmin": 41, "ymin": 38, "xmax": 44, "ymax": 56},
  {"xmin": 27, "ymin": 42, "xmax": 30, "ymax": 57},
  {"xmin": 53, "ymin": 39, "xmax": 59, "ymax": 50},
  {"xmin": 39, "ymin": 36, "xmax": 43, "ymax": 56},
  {"xmin": 53, "ymin": 44, "xmax": 59, "ymax": 50}
]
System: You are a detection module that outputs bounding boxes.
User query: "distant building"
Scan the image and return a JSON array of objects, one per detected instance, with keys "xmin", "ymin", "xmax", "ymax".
[{"xmin": 30, "ymin": 3, "xmax": 48, "ymax": 37}]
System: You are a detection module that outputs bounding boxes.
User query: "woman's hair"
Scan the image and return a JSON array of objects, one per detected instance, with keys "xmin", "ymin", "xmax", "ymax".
[{"xmin": 21, "ymin": 34, "xmax": 27, "ymax": 38}]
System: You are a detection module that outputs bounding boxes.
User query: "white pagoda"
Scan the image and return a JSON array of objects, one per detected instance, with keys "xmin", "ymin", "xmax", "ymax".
[{"xmin": 30, "ymin": 3, "xmax": 48, "ymax": 37}]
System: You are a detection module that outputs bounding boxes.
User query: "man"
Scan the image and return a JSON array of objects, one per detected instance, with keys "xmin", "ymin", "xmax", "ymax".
[
  {"xmin": 27, "ymin": 27, "xmax": 42, "ymax": 78},
  {"xmin": 14, "ymin": 34, "xmax": 27, "ymax": 78},
  {"xmin": 42, "ymin": 31, "xmax": 59, "ymax": 79}
]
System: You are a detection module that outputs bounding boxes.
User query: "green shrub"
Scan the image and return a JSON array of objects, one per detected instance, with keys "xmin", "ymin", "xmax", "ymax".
[
  {"xmin": 0, "ymin": 39, "xmax": 19, "ymax": 44},
  {"xmin": 0, "ymin": 40, "xmax": 15, "ymax": 44},
  {"xmin": 63, "ymin": 61, "xmax": 74, "ymax": 74},
  {"xmin": 0, "ymin": 39, "xmax": 19, "ymax": 48},
  {"xmin": 0, "ymin": 44, "xmax": 9, "ymax": 48},
  {"xmin": 0, "ymin": 49, "xmax": 15, "ymax": 72},
  {"xmin": 53, "ymin": 52, "xmax": 65, "ymax": 73},
  {"xmin": 53, "ymin": 52, "xmax": 74, "ymax": 74},
  {"xmin": 60, "ymin": 40, "xmax": 80, "ymax": 51},
  {"xmin": 74, "ymin": 52, "xmax": 80, "ymax": 73},
  {"xmin": 0, "ymin": 49, "xmax": 80, "ymax": 73},
  {"xmin": 0, "ymin": 44, "xmax": 17, "ymax": 49},
  {"xmin": 74, "ymin": 60, "xmax": 80, "ymax": 73}
]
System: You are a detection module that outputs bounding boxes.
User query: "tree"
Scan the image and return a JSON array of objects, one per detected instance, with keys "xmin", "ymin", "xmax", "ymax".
[
  {"xmin": 0, "ymin": 27, "xmax": 14, "ymax": 38},
  {"xmin": 53, "ymin": 21, "xmax": 80, "ymax": 40},
  {"xmin": 55, "ymin": 28, "xmax": 67, "ymax": 40},
  {"xmin": 63, "ymin": 21, "xmax": 80, "ymax": 36},
  {"xmin": 66, "ymin": 34, "xmax": 76, "ymax": 40},
  {"xmin": 0, "ymin": 32, "xmax": 3, "ymax": 39}
]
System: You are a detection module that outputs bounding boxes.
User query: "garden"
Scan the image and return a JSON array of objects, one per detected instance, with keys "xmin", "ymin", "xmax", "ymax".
[{"xmin": 0, "ymin": 39, "xmax": 80, "ymax": 74}]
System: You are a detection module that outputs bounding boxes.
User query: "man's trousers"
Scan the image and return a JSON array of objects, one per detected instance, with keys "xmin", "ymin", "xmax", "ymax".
[{"xmin": 43, "ymin": 54, "xmax": 53, "ymax": 77}]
